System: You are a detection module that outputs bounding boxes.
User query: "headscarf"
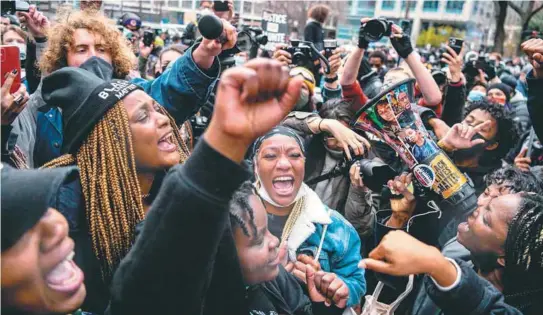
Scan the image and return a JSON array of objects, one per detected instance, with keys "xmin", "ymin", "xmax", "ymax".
[{"xmin": 252, "ymin": 126, "xmax": 308, "ymax": 208}]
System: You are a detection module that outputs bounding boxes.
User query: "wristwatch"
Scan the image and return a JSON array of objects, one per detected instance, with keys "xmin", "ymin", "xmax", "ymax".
[{"xmin": 324, "ymin": 75, "xmax": 338, "ymax": 83}]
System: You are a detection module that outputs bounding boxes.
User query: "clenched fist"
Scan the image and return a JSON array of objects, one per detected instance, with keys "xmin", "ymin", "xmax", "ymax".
[{"xmin": 204, "ymin": 59, "xmax": 303, "ymax": 162}]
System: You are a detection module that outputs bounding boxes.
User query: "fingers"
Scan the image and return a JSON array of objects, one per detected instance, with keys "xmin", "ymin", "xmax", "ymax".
[
  {"xmin": 297, "ymin": 254, "xmax": 320, "ymax": 270},
  {"xmin": 473, "ymin": 120, "xmax": 492, "ymax": 134},
  {"xmin": 17, "ymin": 11, "xmax": 31, "ymax": 24},
  {"xmin": 285, "ymin": 261, "xmax": 295, "ymax": 273},
  {"xmin": 273, "ymin": 49, "xmax": 292, "ymax": 66},
  {"xmin": 222, "ymin": 20, "xmax": 237, "ymax": 50},
  {"xmin": 292, "ymin": 268, "xmax": 307, "ymax": 283},
  {"xmin": 391, "ymin": 23, "xmax": 403, "ymax": 35},
  {"xmin": 343, "ymin": 142, "xmax": 352, "ymax": 160},
  {"xmin": 315, "ymin": 272, "xmax": 336, "ymax": 305},
  {"xmin": 358, "ymin": 258, "xmax": 394, "ymax": 274},
  {"xmin": 515, "ymin": 147, "xmax": 528, "ymax": 159},
  {"xmin": 444, "ymin": 46, "xmax": 458, "ymax": 59},
  {"xmin": 279, "ymin": 76, "xmax": 303, "ymax": 113},
  {"xmin": 294, "ymin": 261, "xmax": 308, "ymax": 274},
  {"xmin": 331, "ymin": 283, "xmax": 349, "ymax": 308},
  {"xmin": 1, "ymin": 70, "xmax": 17, "ymax": 95}
]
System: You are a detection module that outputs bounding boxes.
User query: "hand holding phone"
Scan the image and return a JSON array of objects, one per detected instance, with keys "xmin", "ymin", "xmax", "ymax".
[
  {"xmin": 1, "ymin": 46, "xmax": 22, "ymax": 94},
  {"xmin": 448, "ymin": 37, "xmax": 464, "ymax": 55},
  {"xmin": 1, "ymin": 65, "xmax": 28, "ymax": 126}
]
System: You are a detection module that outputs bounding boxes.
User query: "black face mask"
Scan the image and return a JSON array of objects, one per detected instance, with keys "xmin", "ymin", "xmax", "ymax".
[
  {"xmin": 154, "ymin": 70, "xmax": 162, "ymax": 78},
  {"xmin": 471, "ymin": 251, "xmax": 503, "ymax": 273},
  {"xmin": 454, "ymin": 133, "xmax": 495, "ymax": 162}
]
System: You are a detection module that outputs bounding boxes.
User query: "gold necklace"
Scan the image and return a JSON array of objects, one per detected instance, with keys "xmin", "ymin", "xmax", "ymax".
[{"xmin": 280, "ymin": 196, "xmax": 305, "ymax": 242}]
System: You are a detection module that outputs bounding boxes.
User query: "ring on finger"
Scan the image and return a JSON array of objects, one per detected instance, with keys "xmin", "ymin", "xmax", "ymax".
[{"xmin": 13, "ymin": 93, "xmax": 24, "ymax": 105}]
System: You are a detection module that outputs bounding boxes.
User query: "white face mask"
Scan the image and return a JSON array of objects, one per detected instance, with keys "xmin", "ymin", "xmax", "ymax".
[
  {"xmin": 234, "ymin": 55, "xmax": 246, "ymax": 66},
  {"xmin": 14, "ymin": 43, "xmax": 26, "ymax": 61},
  {"xmin": 200, "ymin": 8, "xmax": 212, "ymax": 16},
  {"xmin": 294, "ymin": 90, "xmax": 310, "ymax": 110}
]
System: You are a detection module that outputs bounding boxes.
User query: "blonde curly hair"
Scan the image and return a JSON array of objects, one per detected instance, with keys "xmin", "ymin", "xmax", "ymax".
[{"xmin": 39, "ymin": 10, "xmax": 133, "ymax": 78}]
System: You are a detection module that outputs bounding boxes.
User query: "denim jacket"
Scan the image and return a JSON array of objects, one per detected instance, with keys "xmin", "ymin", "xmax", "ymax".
[
  {"xmin": 31, "ymin": 44, "xmax": 219, "ymax": 166},
  {"xmin": 289, "ymin": 186, "xmax": 366, "ymax": 307}
]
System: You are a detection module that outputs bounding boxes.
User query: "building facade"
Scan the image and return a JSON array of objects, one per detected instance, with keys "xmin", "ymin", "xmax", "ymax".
[{"xmin": 336, "ymin": 0, "xmax": 496, "ymax": 49}]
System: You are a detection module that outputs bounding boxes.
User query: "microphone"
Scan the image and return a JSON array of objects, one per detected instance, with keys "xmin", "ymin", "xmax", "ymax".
[{"xmin": 198, "ymin": 14, "xmax": 224, "ymax": 40}]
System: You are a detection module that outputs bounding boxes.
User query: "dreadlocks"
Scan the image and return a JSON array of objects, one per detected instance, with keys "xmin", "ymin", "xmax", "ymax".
[
  {"xmin": 503, "ymin": 193, "xmax": 543, "ymax": 314},
  {"xmin": 43, "ymin": 103, "xmax": 189, "ymax": 279},
  {"xmin": 229, "ymin": 181, "xmax": 261, "ymax": 238}
]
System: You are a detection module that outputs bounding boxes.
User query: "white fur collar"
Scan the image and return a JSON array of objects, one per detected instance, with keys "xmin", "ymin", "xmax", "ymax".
[{"xmin": 286, "ymin": 186, "xmax": 332, "ymax": 261}]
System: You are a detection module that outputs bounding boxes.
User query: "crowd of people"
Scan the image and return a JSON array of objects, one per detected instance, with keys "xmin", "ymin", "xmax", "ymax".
[{"xmin": 1, "ymin": 1, "xmax": 542, "ymax": 315}]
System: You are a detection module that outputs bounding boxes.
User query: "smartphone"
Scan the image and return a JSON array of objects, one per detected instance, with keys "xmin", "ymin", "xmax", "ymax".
[
  {"xmin": 448, "ymin": 37, "xmax": 464, "ymax": 55},
  {"xmin": 1, "ymin": 0, "xmax": 30, "ymax": 15},
  {"xmin": 323, "ymin": 39, "xmax": 337, "ymax": 59},
  {"xmin": 1, "ymin": 46, "xmax": 22, "ymax": 94},
  {"xmin": 143, "ymin": 30, "xmax": 154, "ymax": 47},
  {"xmin": 213, "ymin": 1, "xmax": 229, "ymax": 12}
]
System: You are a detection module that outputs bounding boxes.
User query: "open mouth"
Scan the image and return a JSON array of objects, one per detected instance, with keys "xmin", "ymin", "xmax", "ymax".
[
  {"xmin": 272, "ymin": 176, "xmax": 295, "ymax": 196},
  {"xmin": 45, "ymin": 251, "xmax": 85, "ymax": 294},
  {"xmin": 158, "ymin": 131, "xmax": 177, "ymax": 153}
]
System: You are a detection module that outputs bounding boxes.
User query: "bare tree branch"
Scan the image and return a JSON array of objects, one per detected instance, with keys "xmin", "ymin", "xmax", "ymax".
[
  {"xmin": 508, "ymin": 1, "xmax": 524, "ymax": 16},
  {"xmin": 526, "ymin": 3, "xmax": 543, "ymax": 22}
]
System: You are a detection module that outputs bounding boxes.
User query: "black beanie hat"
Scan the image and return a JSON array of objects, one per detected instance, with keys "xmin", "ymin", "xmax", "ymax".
[
  {"xmin": 1, "ymin": 164, "xmax": 79, "ymax": 251},
  {"xmin": 41, "ymin": 67, "xmax": 141, "ymax": 154},
  {"xmin": 487, "ymin": 83, "xmax": 512, "ymax": 104},
  {"xmin": 499, "ymin": 74, "xmax": 518, "ymax": 91}
]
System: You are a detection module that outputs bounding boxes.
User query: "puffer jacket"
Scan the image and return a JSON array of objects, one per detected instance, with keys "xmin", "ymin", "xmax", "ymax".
[{"xmin": 510, "ymin": 91, "xmax": 531, "ymax": 134}]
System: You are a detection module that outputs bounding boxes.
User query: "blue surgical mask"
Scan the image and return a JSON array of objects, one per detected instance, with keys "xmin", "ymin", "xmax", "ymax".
[{"xmin": 468, "ymin": 90, "xmax": 486, "ymax": 102}]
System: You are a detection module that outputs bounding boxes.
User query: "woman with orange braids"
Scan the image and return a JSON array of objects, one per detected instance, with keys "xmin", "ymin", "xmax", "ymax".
[{"xmin": 40, "ymin": 59, "xmax": 190, "ymax": 313}]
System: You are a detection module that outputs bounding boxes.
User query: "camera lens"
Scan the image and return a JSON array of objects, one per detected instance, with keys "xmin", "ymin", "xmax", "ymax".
[
  {"xmin": 292, "ymin": 51, "xmax": 307, "ymax": 66},
  {"xmin": 362, "ymin": 19, "xmax": 387, "ymax": 42}
]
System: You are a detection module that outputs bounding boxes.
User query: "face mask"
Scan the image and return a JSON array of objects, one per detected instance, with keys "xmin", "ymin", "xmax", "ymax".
[
  {"xmin": 200, "ymin": 8, "xmax": 212, "ymax": 16},
  {"xmin": 234, "ymin": 55, "xmax": 246, "ymax": 66},
  {"xmin": 471, "ymin": 251, "xmax": 502, "ymax": 273},
  {"xmin": 15, "ymin": 43, "xmax": 26, "ymax": 61},
  {"xmin": 294, "ymin": 90, "xmax": 309, "ymax": 110},
  {"xmin": 454, "ymin": 133, "xmax": 493, "ymax": 161},
  {"xmin": 468, "ymin": 90, "xmax": 486, "ymax": 102}
]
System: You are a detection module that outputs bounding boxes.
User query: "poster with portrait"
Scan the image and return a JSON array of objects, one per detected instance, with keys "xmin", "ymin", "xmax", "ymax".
[{"xmin": 350, "ymin": 78, "xmax": 469, "ymax": 199}]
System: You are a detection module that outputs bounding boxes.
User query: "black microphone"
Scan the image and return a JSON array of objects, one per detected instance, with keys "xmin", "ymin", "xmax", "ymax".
[{"xmin": 198, "ymin": 14, "xmax": 224, "ymax": 40}]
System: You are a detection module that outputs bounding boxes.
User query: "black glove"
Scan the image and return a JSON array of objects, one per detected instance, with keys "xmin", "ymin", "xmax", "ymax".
[
  {"xmin": 358, "ymin": 27, "xmax": 369, "ymax": 49},
  {"xmin": 484, "ymin": 63, "xmax": 497, "ymax": 80},
  {"xmin": 391, "ymin": 34, "xmax": 414, "ymax": 59}
]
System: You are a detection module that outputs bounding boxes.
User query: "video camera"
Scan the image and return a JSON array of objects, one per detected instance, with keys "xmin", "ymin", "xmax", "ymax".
[
  {"xmin": 359, "ymin": 18, "xmax": 393, "ymax": 42},
  {"xmin": 236, "ymin": 26, "xmax": 268, "ymax": 59},
  {"xmin": 281, "ymin": 40, "xmax": 331, "ymax": 74},
  {"xmin": 463, "ymin": 54, "xmax": 494, "ymax": 79}
]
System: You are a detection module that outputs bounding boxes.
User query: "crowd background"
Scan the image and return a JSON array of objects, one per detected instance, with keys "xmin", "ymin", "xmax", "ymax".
[{"xmin": 1, "ymin": 1, "xmax": 543, "ymax": 315}]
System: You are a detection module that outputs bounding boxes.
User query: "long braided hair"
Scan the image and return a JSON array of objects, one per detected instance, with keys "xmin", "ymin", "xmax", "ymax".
[
  {"xmin": 503, "ymin": 193, "xmax": 543, "ymax": 314},
  {"xmin": 43, "ymin": 102, "xmax": 189, "ymax": 279}
]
